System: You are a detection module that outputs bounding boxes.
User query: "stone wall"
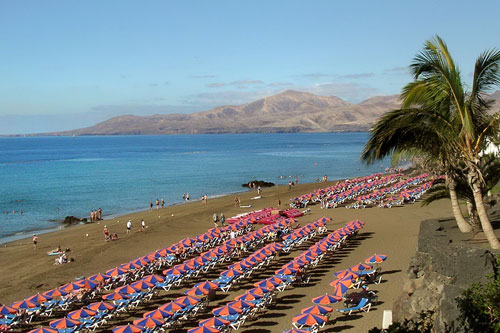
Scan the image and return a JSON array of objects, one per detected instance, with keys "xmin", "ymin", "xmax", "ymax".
[{"xmin": 393, "ymin": 219, "xmax": 497, "ymax": 332}]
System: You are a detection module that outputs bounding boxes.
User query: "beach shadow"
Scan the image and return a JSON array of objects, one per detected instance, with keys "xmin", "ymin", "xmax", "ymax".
[
  {"xmin": 381, "ymin": 269, "xmax": 401, "ymax": 275},
  {"xmin": 247, "ymin": 320, "xmax": 279, "ymax": 327},
  {"xmin": 335, "ymin": 313, "xmax": 363, "ymax": 322},
  {"xmin": 241, "ymin": 329, "xmax": 272, "ymax": 333},
  {"xmin": 259, "ymin": 312, "xmax": 286, "ymax": 318},
  {"xmin": 273, "ymin": 305, "xmax": 293, "ymax": 311},
  {"xmin": 279, "ymin": 298, "xmax": 302, "ymax": 305},
  {"xmin": 279, "ymin": 294, "xmax": 304, "ymax": 300},
  {"xmin": 323, "ymin": 324, "xmax": 355, "ymax": 332}
]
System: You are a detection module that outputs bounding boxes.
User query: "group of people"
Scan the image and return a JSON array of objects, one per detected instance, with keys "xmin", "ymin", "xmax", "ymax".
[
  {"xmin": 212, "ymin": 212, "xmax": 225, "ymax": 227},
  {"xmin": 149, "ymin": 199, "xmax": 165, "ymax": 211},
  {"xmin": 103, "ymin": 225, "xmax": 119, "ymax": 242},
  {"xmin": 102, "ymin": 218, "xmax": 148, "ymax": 242},
  {"xmin": 47, "ymin": 245, "xmax": 73, "ymax": 265},
  {"xmin": 89, "ymin": 208, "xmax": 102, "ymax": 222},
  {"xmin": 54, "ymin": 252, "xmax": 70, "ymax": 265},
  {"xmin": 182, "ymin": 193, "xmax": 190, "ymax": 201},
  {"xmin": 126, "ymin": 219, "xmax": 147, "ymax": 234},
  {"xmin": 4, "ymin": 210, "xmax": 23, "ymax": 215}
]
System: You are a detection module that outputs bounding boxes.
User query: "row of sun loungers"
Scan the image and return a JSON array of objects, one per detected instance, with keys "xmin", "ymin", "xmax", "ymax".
[
  {"xmin": 105, "ymin": 218, "xmax": 304, "ymax": 332},
  {"xmin": 1, "ymin": 215, "xmax": 265, "ymax": 332},
  {"xmin": 350, "ymin": 173, "xmax": 430, "ymax": 207},
  {"xmin": 286, "ymin": 250, "xmax": 387, "ymax": 332},
  {"xmin": 191, "ymin": 220, "xmax": 365, "ymax": 333}
]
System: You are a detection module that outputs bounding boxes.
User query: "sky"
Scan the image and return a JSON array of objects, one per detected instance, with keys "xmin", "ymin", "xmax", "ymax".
[{"xmin": 1, "ymin": 0, "xmax": 500, "ymax": 134}]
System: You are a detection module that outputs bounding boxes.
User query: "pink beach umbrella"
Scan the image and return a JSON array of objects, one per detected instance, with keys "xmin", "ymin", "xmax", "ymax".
[
  {"xmin": 143, "ymin": 308, "xmax": 172, "ymax": 319},
  {"xmin": 311, "ymin": 294, "xmax": 342, "ymax": 305},
  {"xmin": 28, "ymin": 328, "xmax": 58, "ymax": 333},
  {"xmin": 365, "ymin": 254, "xmax": 388, "ymax": 264},
  {"xmin": 133, "ymin": 316, "xmax": 164, "ymax": 328}
]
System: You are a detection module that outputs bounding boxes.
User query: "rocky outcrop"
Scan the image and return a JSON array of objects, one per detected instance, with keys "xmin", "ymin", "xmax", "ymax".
[
  {"xmin": 242, "ymin": 180, "xmax": 275, "ymax": 188},
  {"xmin": 62, "ymin": 216, "xmax": 88, "ymax": 225},
  {"xmin": 393, "ymin": 219, "xmax": 497, "ymax": 332}
]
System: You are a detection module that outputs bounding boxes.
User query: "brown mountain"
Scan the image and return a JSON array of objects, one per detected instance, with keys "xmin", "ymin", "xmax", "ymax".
[{"xmin": 45, "ymin": 90, "xmax": 403, "ymax": 136}]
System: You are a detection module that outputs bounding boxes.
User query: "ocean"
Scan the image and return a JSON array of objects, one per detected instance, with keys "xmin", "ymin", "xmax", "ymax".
[{"xmin": 0, "ymin": 133, "xmax": 387, "ymax": 243}]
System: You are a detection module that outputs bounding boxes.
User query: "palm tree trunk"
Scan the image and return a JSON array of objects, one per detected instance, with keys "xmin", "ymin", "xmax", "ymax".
[
  {"xmin": 447, "ymin": 175, "xmax": 473, "ymax": 233},
  {"xmin": 466, "ymin": 199, "xmax": 481, "ymax": 231},
  {"xmin": 467, "ymin": 165, "xmax": 500, "ymax": 249}
]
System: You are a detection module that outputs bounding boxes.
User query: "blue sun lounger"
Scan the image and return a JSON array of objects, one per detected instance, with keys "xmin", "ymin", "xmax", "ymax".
[{"xmin": 337, "ymin": 298, "xmax": 371, "ymax": 315}]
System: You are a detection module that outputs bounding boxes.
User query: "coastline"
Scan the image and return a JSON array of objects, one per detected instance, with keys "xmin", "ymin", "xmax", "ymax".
[{"xmin": 0, "ymin": 186, "xmax": 261, "ymax": 246}]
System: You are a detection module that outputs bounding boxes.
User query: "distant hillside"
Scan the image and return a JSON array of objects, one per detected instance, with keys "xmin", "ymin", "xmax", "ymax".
[{"xmin": 33, "ymin": 90, "xmax": 500, "ymax": 136}]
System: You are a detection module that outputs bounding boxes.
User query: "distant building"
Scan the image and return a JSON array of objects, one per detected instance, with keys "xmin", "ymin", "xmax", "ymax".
[{"xmin": 481, "ymin": 141, "xmax": 499, "ymax": 156}]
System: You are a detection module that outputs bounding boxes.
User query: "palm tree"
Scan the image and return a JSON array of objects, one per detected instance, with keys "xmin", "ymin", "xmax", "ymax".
[
  {"xmin": 421, "ymin": 154, "xmax": 500, "ymax": 231},
  {"xmin": 363, "ymin": 35, "xmax": 500, "ymax": 249},
  {"xmin": 362, "ymin": 106, "xmax": 473, "ymax": 233}
]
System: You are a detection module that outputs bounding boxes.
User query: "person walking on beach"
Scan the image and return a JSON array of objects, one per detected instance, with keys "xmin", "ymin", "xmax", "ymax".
[
  {"xmin": 32, "ymin": 234, "xmax": 38, "ymax": 250},
  {"xmin": 141, "ymin": 219, "xmax": 146, "ymax": 231},
  {"xmin": 234, "ymin": 196, "xmax": 240, "ymax": 207},
  {"xmin": 213, "ymin": 213, "xmax": 219, "ymax": 227},
  {"xmin": 103, "ymin": 225, "xmax": 110, "ymax": 241},
  {"xmin": 220, "ymin": 212, "xmax": 225, "ymax": 227},
  {"xmin": 126, "ymin": 220, "xmax": 132, "ymax": 234},
  {"xmin": 161, "ymin": 198, "xmax": 164, "ymax": 208},
  {"xmin": 149, "ymin": 202, "xmax": 153, "ymax": 211},
  {"xmin": 98, "ymin": 208, "xmax": 102, "ymax": 220},
  {"xmin": 257, "ymin": 186, "xmax": 262, "ymax": 195},
  {"xmin": 156, "ymin": 199, "xmax": 159, "ymax": 210},
  {"xmin": 277, "ymin": 198, "xmax": 281, "ymax": 209}
]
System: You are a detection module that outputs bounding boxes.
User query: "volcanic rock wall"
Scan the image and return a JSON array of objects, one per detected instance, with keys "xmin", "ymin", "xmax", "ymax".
[{"xmin": 393, "ymin": 219, "xmax": 497, "ymax": 332}]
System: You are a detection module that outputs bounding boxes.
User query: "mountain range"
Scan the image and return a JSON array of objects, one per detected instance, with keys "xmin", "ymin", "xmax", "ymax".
[{"xmin": 37, "ymin": 90, "xmax": 500, "ymax": 135}]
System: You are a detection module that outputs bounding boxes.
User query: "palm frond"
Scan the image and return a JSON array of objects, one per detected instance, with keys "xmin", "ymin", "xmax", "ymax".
[{"xmin": 420, "ymin": 184, "xmax": 449, "ymax": 206}]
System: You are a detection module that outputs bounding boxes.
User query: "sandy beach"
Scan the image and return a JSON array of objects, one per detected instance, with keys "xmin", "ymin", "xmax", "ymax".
[{"xmin": 0, "ymin": 180, "xmax": 455, "ymax": 332}]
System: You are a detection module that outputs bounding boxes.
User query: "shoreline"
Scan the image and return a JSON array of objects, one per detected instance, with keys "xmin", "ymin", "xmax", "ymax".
[
  {"xmin": 0, "ymin": 187, "xmax": 256, "ymax": 246},
  {"xmin": 0, "ymin": 185, "xmax": 286, "ymax": 248},
  {"xmin": 0, "ymin": 177, "xmax": 327, "ymax": 247}
]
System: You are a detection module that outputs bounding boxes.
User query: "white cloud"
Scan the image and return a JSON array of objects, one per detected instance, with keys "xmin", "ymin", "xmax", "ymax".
[
  {"xmin": 206, "ymin": 82, "xmax": 226, "ymax": 88},
  {"xmin": 305, "ymin": 82, "xmax": 378, "ymax": 102}
]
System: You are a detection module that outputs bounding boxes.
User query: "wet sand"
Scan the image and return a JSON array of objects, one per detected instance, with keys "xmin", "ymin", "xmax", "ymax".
[{"xmin": 0, "ymin": 180, "xmax": 454, "ymax": 331}]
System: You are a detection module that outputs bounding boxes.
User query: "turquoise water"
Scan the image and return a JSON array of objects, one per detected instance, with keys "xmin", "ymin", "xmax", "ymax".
[{"xmin": 0, "ymin": 133, "xmax": 387, "ymax": 242}]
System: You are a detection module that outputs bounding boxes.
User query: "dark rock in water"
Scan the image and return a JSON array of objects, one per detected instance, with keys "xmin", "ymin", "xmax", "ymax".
[
  {"xmin": 242, "ymin": 180, "xmax": 275, "ymax": 188},
  {"xmin": 63, "ymin": 216, "xmax": 88, "ymax": 225}
]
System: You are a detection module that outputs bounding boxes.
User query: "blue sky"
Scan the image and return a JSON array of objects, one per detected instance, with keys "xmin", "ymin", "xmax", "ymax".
[{"xmin": 1, "ymin": 0, "xmax": 499, "ymax": 134}]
